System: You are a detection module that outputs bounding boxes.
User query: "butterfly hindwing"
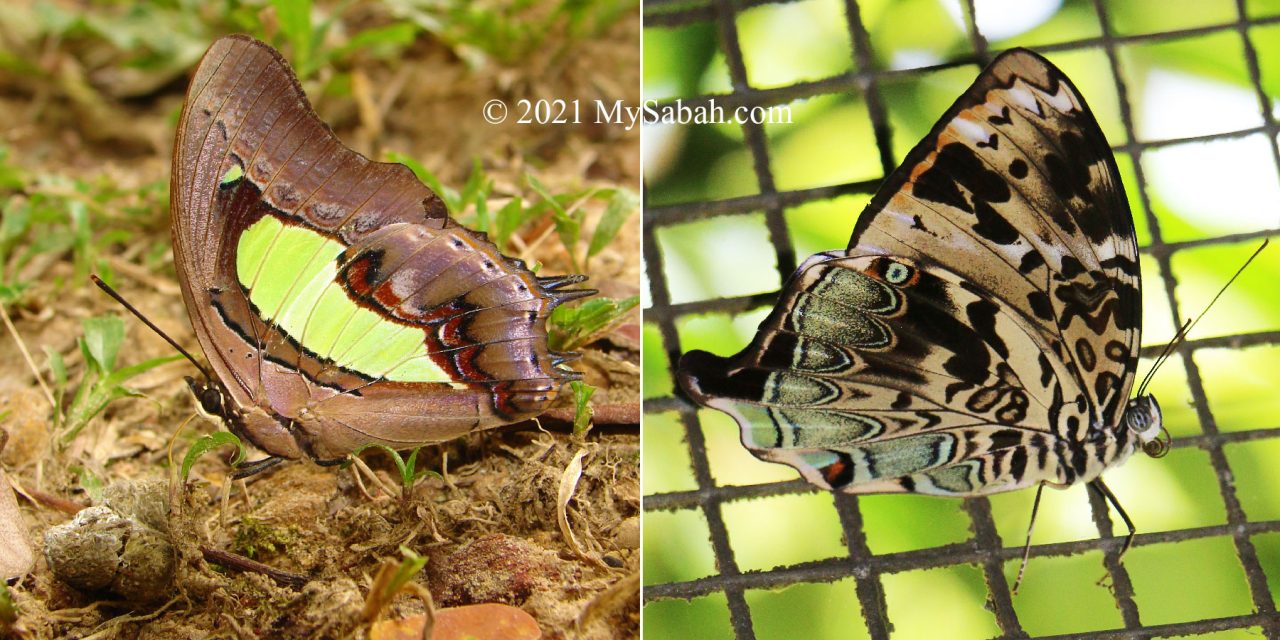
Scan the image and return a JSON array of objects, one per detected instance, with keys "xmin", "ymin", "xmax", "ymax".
[
  {"xmin": 681, "ymin": 253, "xmax": 1101, "ymax": 495},
  {"xmin": 678, "ymin": 49, "xmax": 1143, "ymax": 496}
]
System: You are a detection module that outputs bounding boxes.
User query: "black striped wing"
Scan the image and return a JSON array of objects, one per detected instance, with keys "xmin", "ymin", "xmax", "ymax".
[{"xmin": 677, "ymin": 49, "xmax": 1141, "ymax": 496}]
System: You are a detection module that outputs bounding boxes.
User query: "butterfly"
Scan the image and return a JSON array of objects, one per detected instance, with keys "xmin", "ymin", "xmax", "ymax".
[
  {"xmin": 135, "ymin": 35, "xmax": 591, "ymax": 473},
  {"xmin": 676, "ymin": 49, "xmax": 1170, "ymax": 566}
]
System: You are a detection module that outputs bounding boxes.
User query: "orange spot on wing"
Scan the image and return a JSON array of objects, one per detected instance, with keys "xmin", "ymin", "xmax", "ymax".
[{"xmin": 822, "ymin": 459, "xmax": 848, "ymax": 485}]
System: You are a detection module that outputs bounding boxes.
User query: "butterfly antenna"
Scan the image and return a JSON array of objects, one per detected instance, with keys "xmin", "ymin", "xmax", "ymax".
[
  {"xmin": 1136, "ymin": 239, "xmax": 1269, "ymax": 396},
  {"xmin": 1137, "ymin": 318, "xmax": 1190, "ymax": 396},
  {"xmin": 90, "ymin": 275, "xmax": 213, "ymax": 381}
]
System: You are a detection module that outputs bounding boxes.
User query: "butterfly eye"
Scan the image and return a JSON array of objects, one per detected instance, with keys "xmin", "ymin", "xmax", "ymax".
[
  {"xmin": 1125, "ymin": 410, "xmax": 1148, "ymax": 432},
  {"xmin": 199, "ymin": 387, "xmax": 223, "ymax": 415}
]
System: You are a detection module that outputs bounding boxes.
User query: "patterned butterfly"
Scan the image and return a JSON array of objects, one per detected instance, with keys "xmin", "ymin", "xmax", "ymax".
[
  {"xmin": 95, "ymin": 35, "xmax": 590, "ymax": 475},
  {"xmin": 677, "ymin": 49, "xmax": 1169, "ymax": 561}
]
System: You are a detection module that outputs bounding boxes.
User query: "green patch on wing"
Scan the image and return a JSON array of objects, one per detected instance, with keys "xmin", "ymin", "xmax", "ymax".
[
  {"xmin": 221, "ymin": 163, "xmax": 244, "ymax": 186},
  {"xmin": 236, "ymin": 215, "xmax": 452, "ymax": 383}
]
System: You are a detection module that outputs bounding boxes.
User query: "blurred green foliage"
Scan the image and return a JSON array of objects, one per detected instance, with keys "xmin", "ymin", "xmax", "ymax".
[
  {"xmin": 0, "ymin": 0, "xmax": 636, "ymax": 114},
  {"xmin": 50, "ymin": 316, "xmax": 182, "ymax": 443},
  {"xmin": 643, "ymin": 0, "xmax": 1280, "ymax": 637},
  {"xmin": 0, "ymin": 148, "xmax": 167, "ymax": 304}
]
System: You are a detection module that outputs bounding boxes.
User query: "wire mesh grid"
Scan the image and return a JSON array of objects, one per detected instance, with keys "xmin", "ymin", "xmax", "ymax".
[{"xmin": 641, "ymin": 0, "xmax": 1280, "ymax": 637}]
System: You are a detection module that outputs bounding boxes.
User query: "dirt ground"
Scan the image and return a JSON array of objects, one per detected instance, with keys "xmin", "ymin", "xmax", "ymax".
[{"xmin": 0, "ymin": 2, "xmax": 640, "ymax": 638}]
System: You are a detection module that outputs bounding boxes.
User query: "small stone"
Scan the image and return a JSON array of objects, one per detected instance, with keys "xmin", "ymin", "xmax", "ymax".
[
  {"xmin": 613, "ymin": 516, "xmax": 639, "ymax": 550},
  {"xmin": 43, "ymin": 487, "xmax": 176, "ymax": 602},
  {"xmin": 103, "ymin": 479, "xmax": 170, "ymax": 533},
  {"xmin": 113, "ymin": 525, "xmax": 176, "ymax": 602},
  {"xmin": 44, "ymin": 506, "xmax": 132, "ymax": 592},
  {"xmin": 429, "ymin": 534, "xmax": 566, "ymax": 606}
]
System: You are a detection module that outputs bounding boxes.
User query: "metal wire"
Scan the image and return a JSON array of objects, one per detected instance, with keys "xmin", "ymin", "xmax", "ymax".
[{"xmin": 641, "ymin": 0, "xmax": 1280, "ymax": 637}]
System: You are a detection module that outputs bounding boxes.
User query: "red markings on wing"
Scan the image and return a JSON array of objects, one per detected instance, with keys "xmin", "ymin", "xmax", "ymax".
[
  {"xmin": 822, "ymin": 459, "xmax": 849, "ymax": 486},
  {"xmin": 342, "ymin": 252, "xmax": 379, "ymax": 297}
]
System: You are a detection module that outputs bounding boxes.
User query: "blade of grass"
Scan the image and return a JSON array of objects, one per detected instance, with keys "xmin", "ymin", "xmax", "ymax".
[
  {"xmin": 527, "ymin": 174, "xmax": 581, "ymax": 272},
  {"xmin": 272, "ymin": 0, "xmax": 313, "ymax": 76},
  {"xmin": 588, "ymin": 189, "xmax": 637, "ymax": 259},
  {"xmin": 570, "ymin": 381, "xmax": 595, "ymax": 436}
]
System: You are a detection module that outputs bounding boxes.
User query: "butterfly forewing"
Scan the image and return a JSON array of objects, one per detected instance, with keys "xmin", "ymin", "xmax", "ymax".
[
  {"xmin": 678, "ymin": 49, "xmax": 1143, "ymax": 496},
  {"xmin": 852, "ymin": 51, "xmax": 1141, "ymax": 429}
]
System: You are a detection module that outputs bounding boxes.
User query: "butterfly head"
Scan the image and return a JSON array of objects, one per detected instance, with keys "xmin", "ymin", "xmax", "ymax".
[{"xmin": 1124, "ymin": 395, "xmax": 1169, "ymax": 458}]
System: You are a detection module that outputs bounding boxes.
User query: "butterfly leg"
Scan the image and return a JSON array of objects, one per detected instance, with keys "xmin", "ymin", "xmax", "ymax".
[
  {"xmin": 231, "ymin": 456, "xmax": 285, "ymax": 479},
  {"xmin": 1088, "ymin": 479, "xmax": 1136, "ymax": 557},
  {"xmin": 1012, "ymin": 482, "xmax": 1046, "ymax": 595}
]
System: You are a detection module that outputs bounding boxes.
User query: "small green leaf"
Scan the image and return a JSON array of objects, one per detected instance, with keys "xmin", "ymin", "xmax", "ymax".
[
  {"xmin": 548, "ymin": 295, "xmax": 639, "ymax": 352},
  {"xmin": 570, "ymin": 381, "xmax": 595, "ymax": 435},
  {"xmin": 349, "ymin": 444, "xmax": 434, "ymax": 498},
  {"xmin": 62, "ymin": 385, "xmax": 143, "ymax": 443},
  {"xmin": 100, "ymin": 353, "xmax": 183, "ymax": 389},
  {"xmin": 528, "ymin": 175, "xmax": 586, "ymax": 271},
  {"xmin": 389, "ymin": 546, "xmax": 428, "ymax": 592},
  {"xmin": 588, "ymin": 189, "xmax": 637, "ymax": 258},
  {"xmin": 475, "ymin": 190, "xmax": 491, "ymax": 236},
  {"xmin": 0, "ymin": 580, "xmax": 16, "ymax": 627},
  {"xmin": 69, "ymin": 465, "xmax": 105, "ymax": 504},
  {"xmin": 272, "ymin": 0, "xmax": 313, "ymax": 73},
  {"xmin": 459, "ymin": 159, "xmax": 487, "ymax": 209},
  {"xmin": 494, "ymin": 197, "xmax": 529, "ymax": 248},
  {"xmin": 401, "ymin": 446, "xmax": 431, "ymax": 489},
  {"xmin": 0, "ymin": 284, "xmax": 28, "ymax": 303},
  {"xmin": 0, "ymin": 145, "xmax": 26, "ymax": 191},
  {"xmin": 80, "ymin": 316, "xmax": 124, "ymax": 374},
  {"xmin": 329, "ymin": 22, "xmax": 419, "ymax": 61},
  {"xmin": 553, "ymin": 212, "xmax": 582, "ymax": 271},
  {"xmin": 350, "ymin": 443, "xmax": 409, "ymax": 483},
  {"xmin": 386, "ymin": 152, "xmax": 459, "ymax": 212},
  {"xmin": 527, "ymin": 174, "xmax": 566, "ymax": 216},
  {"xmin": 181, "ymin": 432, "xmax": 247, "ymax": 482},
  {"xmin": 0, "ymin": 197, "xmax": 31, "ymax": 262},
  {"xmin": 43, "ymin": 345, "xmax": 66, "ymax": 389}
]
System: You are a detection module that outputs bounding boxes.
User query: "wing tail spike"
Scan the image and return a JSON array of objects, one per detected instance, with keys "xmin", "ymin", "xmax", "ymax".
[
  {"xmin": 537, "ymin": 274, "xmax": 590, "ymax": 290},
  {"xmin": 551, "ymin": 351, "xmax": 583, "ymax": 367},
  {"xmin": 548, "ymin": 287, "xmax": 597, "ymax": 307}
]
